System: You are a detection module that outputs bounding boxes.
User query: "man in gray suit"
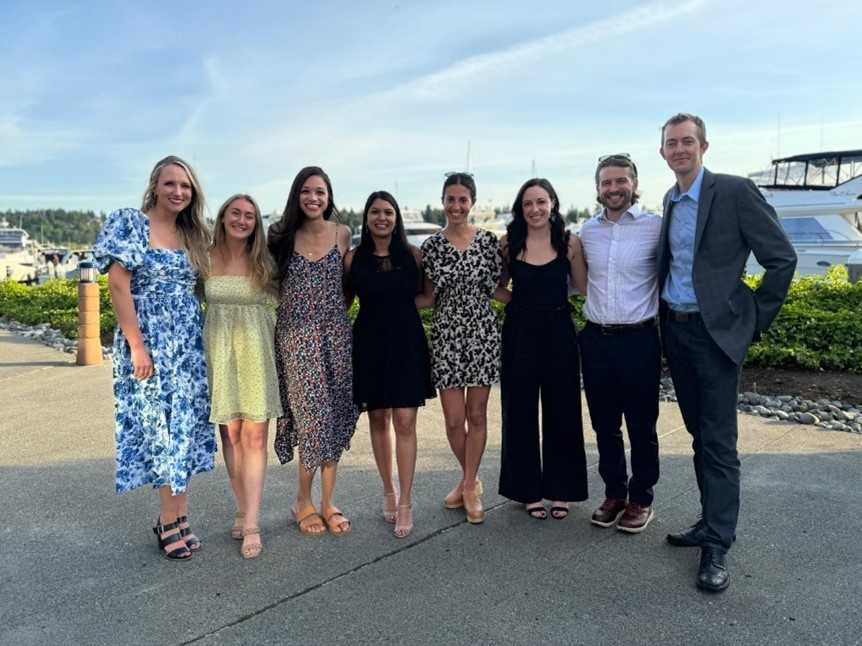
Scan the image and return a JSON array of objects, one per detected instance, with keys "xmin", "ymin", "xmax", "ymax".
[{"xmin": 657, "ymin": 113, "xmax": 796, "ymax": 593}]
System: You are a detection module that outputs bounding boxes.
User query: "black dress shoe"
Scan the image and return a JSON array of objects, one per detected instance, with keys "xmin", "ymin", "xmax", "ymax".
[
  {"xmin": 697, "ymin": 547, "xmax": 729, "ymax": 592},
  {"xmin": 666, "ymin": 522, "xmax": 703, "ymax": 547}
]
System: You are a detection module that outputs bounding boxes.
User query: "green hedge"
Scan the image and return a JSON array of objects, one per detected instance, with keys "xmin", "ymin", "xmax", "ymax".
[
  {"xmin": 2, "ymin": 267, "xmax": 860, "ymax": 373},
  {"xmin": 745, "ymin": 265, "xmax": 862, "ymax": 371},
  {"xmin": 0, "ymin": 276, "xmax": 114, "ymax": 339}
]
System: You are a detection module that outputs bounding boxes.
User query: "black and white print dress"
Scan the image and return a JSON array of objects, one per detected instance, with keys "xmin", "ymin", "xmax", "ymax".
[{"xmin": 421, "ymin": 229, "xmax": 502, "ymax": 389}]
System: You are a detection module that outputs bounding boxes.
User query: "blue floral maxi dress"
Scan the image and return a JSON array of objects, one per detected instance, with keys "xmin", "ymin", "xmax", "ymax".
[
  {"xmin": 273, "ymin": 246, "xmax": 359, "ymax": 469},
  {"xmin": 94, "ymin": 208, "xmax": 215, "ymax": 494}
]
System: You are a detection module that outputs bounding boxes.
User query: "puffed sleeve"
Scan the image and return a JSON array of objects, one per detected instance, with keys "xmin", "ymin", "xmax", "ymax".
[{"xmin": 93, "ymin": 208, "xmax": 148, "ymax": 273}]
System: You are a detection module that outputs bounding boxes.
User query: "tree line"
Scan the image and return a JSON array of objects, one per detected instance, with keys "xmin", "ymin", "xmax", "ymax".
[
  {"xmin": 3, "ymin": 204, "xmax": 609, "ymax": 248},
  {"xmin": 1, "ymin": 209, "xmax": 105, "ymax": 248}
]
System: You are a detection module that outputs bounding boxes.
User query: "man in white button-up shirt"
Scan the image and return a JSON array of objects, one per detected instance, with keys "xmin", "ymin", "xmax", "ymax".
[{"xmin": 579, "ymin": 154, "xmax": 662, "ymax": 534}]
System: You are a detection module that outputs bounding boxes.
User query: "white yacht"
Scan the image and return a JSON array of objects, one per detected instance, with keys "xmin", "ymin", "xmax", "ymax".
[
  {"xmin": 37, "ymin": 247, "xmax": 94, "ymax": 282},
  {"xmin": 747, "ymin": 150, "xmax": 862, "ymax": 277},
  {"xmin": 0, "ymin": 220, "xmax": 39, "ymax": 282},
  {"xmin": 401, "ymin": 209, "xmax": 442, "ymax": 246},
  {"xmin": 352, "ymin": 209, "xmax": 442, "ymax": 248}
]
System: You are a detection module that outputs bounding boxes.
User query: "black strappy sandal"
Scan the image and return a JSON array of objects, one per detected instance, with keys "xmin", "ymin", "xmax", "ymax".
[
  {"xmin": 176, "ymin": 515, "xmax": 202, "ymax": 552},
  {"xmin": 153, "ymin": 519, "xmax": 192, "ymax": 561}
]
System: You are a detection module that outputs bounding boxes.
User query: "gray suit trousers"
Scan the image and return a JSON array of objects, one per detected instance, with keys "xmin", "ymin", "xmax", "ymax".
[{"xmin": 664, "ymin": 314, "xmax": 741, "ymax": 552}]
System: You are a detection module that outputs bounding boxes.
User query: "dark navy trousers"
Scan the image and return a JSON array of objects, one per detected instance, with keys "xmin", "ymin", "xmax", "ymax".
[{"xmin": 579, "ymin": 323, "xmax": 661, "ymax": 506}]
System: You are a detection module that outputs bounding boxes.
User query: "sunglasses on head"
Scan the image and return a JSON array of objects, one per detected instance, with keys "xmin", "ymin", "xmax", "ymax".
[
  {"xmin": 598, "ymin": 153, "xmax": 631, "ymax": 162},
  {"xmin": 444, "ymin": 171, "xmax": 475, "ymax": 179}
]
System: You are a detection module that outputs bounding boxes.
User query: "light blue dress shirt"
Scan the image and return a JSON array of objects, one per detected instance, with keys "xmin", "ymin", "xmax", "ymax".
[{"xmin": 662, "ymin": 166, "xmax": 705, "ymax": 312}]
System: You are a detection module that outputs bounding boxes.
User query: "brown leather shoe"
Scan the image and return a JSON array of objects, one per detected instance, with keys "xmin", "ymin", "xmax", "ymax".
[
  {"xmin": 590, "ymin": 498, "xmax": 627, "ymax": 527},
  {"xmin": 617, "ymin": 502, "xmax": 654, "ymax": 534}
]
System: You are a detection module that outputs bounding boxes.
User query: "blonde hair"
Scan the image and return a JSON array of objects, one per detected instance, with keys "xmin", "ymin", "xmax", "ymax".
[
  {"xmin": 141, "ymin": 155, "xmax": 211, "ymax": 279},
  {"xmin": 212, "ymin": 194, "xmax": 275, "ymax": 291}
]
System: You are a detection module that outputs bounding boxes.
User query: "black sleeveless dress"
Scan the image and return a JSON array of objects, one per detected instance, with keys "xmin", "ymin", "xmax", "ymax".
[
  {"xmin": 350, "ymin": 252, "xmax": 435, "ymax": 412},
  {"xmin": 498, "ymin": 255, "xmax": 589, "ymax": 503}
]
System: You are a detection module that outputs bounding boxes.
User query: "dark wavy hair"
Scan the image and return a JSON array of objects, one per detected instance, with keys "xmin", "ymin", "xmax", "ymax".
[
  {"xmin": 268, "ymin": 166, "xmax": 340, "ymax": 281},
  {"xmin": 504, "ymin": 177, "xmax": 569, "ymax": 262},
  {"xmin": 354, "ymin": 190, "xmax": 417, "ymax": 277}
]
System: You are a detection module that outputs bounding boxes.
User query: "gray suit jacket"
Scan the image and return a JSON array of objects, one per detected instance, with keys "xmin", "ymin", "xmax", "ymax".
[{"xmin": 657, "ymin": 168, "xmax": 797, "ymax": 365}]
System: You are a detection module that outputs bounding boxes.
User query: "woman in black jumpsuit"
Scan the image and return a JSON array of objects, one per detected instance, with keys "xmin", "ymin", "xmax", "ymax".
[{"xmin": 498, "ymin": 178, "xmax": 589, "ymax": 520}]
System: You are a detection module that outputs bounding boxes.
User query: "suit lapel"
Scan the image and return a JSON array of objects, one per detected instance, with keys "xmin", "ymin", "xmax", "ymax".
[
  {"xmin": 657, "ymin": 189, "xmax": 674, "ymax": 287},
  {"xmin": 695, "ymin": 169, "xmax": 716, "ymax": 252}
]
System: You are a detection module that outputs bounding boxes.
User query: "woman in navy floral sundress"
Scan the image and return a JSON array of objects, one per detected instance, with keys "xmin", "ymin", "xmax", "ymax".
[
  {"xmin": 268, "ymin": 166, "xmax": 359, "ymax": 537},
  {"xmin": 94, "ymin": 155, "xmax": 215, "ymax": 561}
]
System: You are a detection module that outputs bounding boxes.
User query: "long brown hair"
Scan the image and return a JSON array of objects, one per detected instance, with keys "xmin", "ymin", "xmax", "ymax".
[
  {"xmin": 268, "ymin": 166, "xmax": 339, "ymax": 282},
  {"xmin": 211, "ymin": 194, "xmax": 274, "ymax": 291},
  {"xmin": 504, "ymin": 177, "xmax": 569, "ymax": 263},
  {"xmin": 141, "ymin": 155, "xmax": 211, "ymax": 279}
]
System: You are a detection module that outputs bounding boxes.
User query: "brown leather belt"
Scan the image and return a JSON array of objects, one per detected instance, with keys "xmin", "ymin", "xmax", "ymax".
[
  {"xmin": 666, "ymin": 310, "xmax": 702, "ymax": 323},
  {"xmin": 585, "ymin": 318, "xmax": 656, "ymax": 336}
]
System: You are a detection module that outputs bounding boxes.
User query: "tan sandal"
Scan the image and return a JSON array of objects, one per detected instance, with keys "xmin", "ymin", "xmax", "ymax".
[
  {"xmin": 321, "ymin": 506, "xmax": 351, "ymax": 537},
  {"xmin": 394, "ymin": 504, "xmax": 413, "ymax": 539},
  {"xmin": 464, "ymin": 491, "xmax": 485, "ymax": 524},
  {"xmin": 231, "ymin": 511, "xmax": 245, "ymax": 540},
  {"xmin": 292, "ymin": 504, "xmax": 325, "ymax": 536},
  {"xmin": 443, "ymin": 479, "xmax": 484, "ymax": 509},
  {"xmin": 240, "ymin": 527, "xmax": 262, "ymax": 559},
  {"xmin": 383, "ymin": 492, "xmax": 398, "ymax": 524}
]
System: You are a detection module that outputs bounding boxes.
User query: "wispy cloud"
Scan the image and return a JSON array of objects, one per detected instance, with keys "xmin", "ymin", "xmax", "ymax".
[{"xmin": 378, "ymin": 0, "xmax": 712, "ymax": 102}]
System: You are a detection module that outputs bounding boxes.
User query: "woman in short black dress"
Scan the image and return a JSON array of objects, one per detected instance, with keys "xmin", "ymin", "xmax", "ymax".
[{"xmin": 345, "ymin": 191, "xmax": 434, "ymax": 538}]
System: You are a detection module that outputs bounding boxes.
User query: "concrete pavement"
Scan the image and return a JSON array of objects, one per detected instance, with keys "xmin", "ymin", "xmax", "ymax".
[{"xmin": 1, "ymin": 329, "xmax": 860, "ymax": 646}]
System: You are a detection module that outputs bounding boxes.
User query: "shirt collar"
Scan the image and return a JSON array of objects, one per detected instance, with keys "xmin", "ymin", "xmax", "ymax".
[
  {"xmin": 599, "ymin": 202, "xmax": 644, "ymax": 222},
  {"xmin": 670, "ymin": 166, "xmax": 705, "ymax": 203}
]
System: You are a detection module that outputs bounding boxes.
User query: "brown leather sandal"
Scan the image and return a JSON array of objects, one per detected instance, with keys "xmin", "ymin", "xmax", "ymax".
[{"xmin": 240, "ymin": 527, "xmax": 262, "ymax": 559}]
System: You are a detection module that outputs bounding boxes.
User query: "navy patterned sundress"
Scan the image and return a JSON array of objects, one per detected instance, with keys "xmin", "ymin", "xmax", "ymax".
[
  {"xmin": 273, "ymin": 246, "xmax": 359, "ymax": 470},
  {"xmin": 94, "ymin": 207, "xmax": 215, "ymax": 494}
]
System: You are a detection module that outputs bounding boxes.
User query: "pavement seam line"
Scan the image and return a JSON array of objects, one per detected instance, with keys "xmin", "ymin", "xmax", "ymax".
[{"xmin": 178, "ymin": 505, "xmax": 509, "ymax": 644}]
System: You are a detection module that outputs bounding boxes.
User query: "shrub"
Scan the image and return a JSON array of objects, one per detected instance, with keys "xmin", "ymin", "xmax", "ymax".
[
  {"xmin": 0, "ymin": 276, "xmax": 116, "ymax": 338},
  {"xmin": 2, "ymin": 269, "xmax": 859, "ymax": 373},
  {"xmin": 747, "ymin": 266, "xmax": 862, "ymax": 371}
]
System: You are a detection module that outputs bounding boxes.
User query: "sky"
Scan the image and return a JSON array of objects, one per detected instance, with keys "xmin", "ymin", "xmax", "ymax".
[{"xmin": 2, "ymin": 0, "xmax": 862, "ymax": 220}]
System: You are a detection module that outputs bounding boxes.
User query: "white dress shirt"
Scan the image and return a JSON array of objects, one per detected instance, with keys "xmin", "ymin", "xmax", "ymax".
[{"xmin": 580, "ymin": 203, "xmax": 661, "ymax": 325}]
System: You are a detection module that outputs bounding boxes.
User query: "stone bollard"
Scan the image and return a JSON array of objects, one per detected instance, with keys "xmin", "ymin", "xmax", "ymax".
[
  {"xmin": 76, "ymin": 261, "xmax": 103, "ymax": 366},
  {"xmin": 848, "ymin": 249, "xmax": 862, "ymax": 284}
]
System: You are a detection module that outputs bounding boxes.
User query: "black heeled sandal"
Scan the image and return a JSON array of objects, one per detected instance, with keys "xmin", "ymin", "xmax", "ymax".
[
  {"xmin": 153, "ymin": 519, "xmax": 192, "ymax": 561},
  {"xmin": 176, "ymin": 515, "xmax": 202, "ymax": 552}
]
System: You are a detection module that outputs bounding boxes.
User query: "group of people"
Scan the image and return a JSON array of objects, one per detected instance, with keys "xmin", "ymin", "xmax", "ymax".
[{"xmin": 95, "ymin": 112, "xmax": 797, "ymax": 593}]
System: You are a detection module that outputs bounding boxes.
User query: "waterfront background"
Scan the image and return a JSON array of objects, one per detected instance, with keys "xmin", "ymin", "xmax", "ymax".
[{"xmin": 1, "ymin": 1, "xmax": 861, "ymax": 217}]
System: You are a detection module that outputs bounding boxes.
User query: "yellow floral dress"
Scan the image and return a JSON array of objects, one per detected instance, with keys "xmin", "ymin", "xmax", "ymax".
[{"xmin": 203, "ymin": 275, "xmax": 283, "ymax": 423}]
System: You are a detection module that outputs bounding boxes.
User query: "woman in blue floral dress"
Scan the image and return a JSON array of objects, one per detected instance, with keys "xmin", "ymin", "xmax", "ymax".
[{"xmin": 94, "ymin": 155, "xmax": 215, "ymax": 561}]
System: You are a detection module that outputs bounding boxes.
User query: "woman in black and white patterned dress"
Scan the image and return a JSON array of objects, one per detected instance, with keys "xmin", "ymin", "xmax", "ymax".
[{"xmin": 419, "ymin": 172, "xmax": 510, "ymax": 524}]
